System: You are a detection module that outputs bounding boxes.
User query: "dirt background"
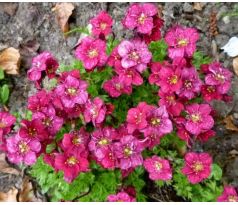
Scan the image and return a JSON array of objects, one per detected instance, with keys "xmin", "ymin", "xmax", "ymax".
[{"xmin": 0, "ymin": 2, "xmax": 238, "ymax": 201}]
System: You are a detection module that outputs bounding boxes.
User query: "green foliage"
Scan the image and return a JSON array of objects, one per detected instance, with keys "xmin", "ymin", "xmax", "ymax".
[
  {"xmin": 0, "ymin": 84, "xmax": 9, "ymax": 104},
  {"xmin": 0, "ymin": 69, "xmax": 4, "ymax": 80},
  {"xmin": 30, "ymin": 157, "xmax": 121, "ymax": 202},
  {"xmin": 192, "ymin": 51, "xmax": 212, "ymax": 69},
  {"xmin": 64, "ymin": 26, "xmax": 89, "ymax": 36},
  {"xmin": 106, "ymin": 36, "xmax": 119, "ymax": 55},
  {"xmin": 149, "ymin": 40, "xmax": 168, "ymax": 62}
]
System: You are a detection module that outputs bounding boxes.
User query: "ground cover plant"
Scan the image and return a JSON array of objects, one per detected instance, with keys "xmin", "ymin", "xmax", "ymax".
[{"xmin": 0, "ymin": 2, "xmax": 238, "ymax": 202}]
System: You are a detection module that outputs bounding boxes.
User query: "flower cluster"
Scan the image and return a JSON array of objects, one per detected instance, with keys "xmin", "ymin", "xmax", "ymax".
[{"xmin": 0, "ymin": 3, "xmax": 235, "ymax": 202}]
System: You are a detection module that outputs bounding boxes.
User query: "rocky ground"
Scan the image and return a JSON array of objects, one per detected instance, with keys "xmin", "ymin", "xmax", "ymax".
[{"xmin": 0, "ymin": 2, "xmax": 238, "ymax": 201}]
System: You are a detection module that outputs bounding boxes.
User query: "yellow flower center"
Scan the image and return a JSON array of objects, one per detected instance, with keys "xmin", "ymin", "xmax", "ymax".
[
  {"xmin": 169, "ymin": 75, "xmax": 178, "ymax": 85},
  {"xmin": 228, "ymin": 195, "xmax": 238, "ymax": 202},
  {"xmin": 0, "ymin": 122, "xmax": 6, "ymax": 128},
  {"xmin": 115, "ymin": 83, "xmax": 122, "ymax": 91},
  {"xmin": 88, "ymin": 49, "xmax": 98, "ymax": 58},
  {"xmin": 155, "ymin": 162, "xmax": 163, "ymax": 171},
  {"xmin": 184, "ymin": 80, "xmax": 192, "ymax": 88},
  {"xmin": 19, "ymin": 141, "xmax": 29, "ymax": 154},
  {"xmin": 43, "ymin": 118, "xmax": 51, "ymax": 126},
  {"xmin": 98, "ymin": 138, "xmax": 109, "ymax": 146},
  {"xmin": 192, "ymin": 161, "xmax": 204, "ymax": 173},
  {"xmin": 191, "ymin": 113, "xmax": 201, "ymax": 123},
  {"xmin": 178, "ymin": 39, "xmax": 188, "ymax": 47},
  {"xmin": 207, "ymin": 86, "xmax": 215, "ymax": 93},
  {"xmin": 130, "ymin": 51, "xmax": 140, "ymax": 61},
  {"xmin": 66, "ymin": 156, "xmax": 78, "ymax": 166},
  {"xmin": 166, "ymin": 95, "xmax": 175, "ymax": 104},
  {"xmin": 138, "ymin": 13, "xmax": 146, "ymax": 24},
  {"xmin": 124, "ymin": 147, "xmax": 133, "ymax": 157},
  {"xmin": 72, "ymin": 136, "xmax": 81, "ymax": 145},
  {"xmin": 215, "ymin": 73, "xmax": 225, "ymax": 83},
  {"xmin": 67, "ymin": 88, "xmax": 77, "ymax": 96},
  {"xmin": 28, "ymin": 128, "xmax": 36, "ymax": 136},
  {"xmin": 100, "ymin": 23, "xmax": 107, "ymax": 30},
  {"xmin": 151, "ymin": 118, "xmax": 161, "ymax": 126}
]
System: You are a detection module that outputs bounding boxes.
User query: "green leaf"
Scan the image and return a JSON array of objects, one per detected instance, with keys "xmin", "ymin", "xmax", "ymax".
[
  {"xmin": 192, "ymin": 51, "xmax": 212, "ymax": 69},
  {"xmin": 0, "ymin": 69, "xmax": 4, "ymax": 80},
  {"xmin": 149, "ymin": 40, "xmax": 168, "ymax": 62},
  {"xmin": 1, "ymin": 84, "xmax": 9, "ymax": 104},
  {"xmin": 210, "ymin": 164, "xmax": 223, "ymax": 181}
]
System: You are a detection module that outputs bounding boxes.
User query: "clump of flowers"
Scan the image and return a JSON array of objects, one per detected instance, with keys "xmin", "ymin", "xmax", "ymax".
[{"xmin": 0, "ymin": 3, "xmax": 235, "ymax": 202}]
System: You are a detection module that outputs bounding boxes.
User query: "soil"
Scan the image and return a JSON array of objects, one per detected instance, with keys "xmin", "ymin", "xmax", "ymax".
[{"xmin": 0, "ymin": 2, "xmax": 238, "ymax": 201}]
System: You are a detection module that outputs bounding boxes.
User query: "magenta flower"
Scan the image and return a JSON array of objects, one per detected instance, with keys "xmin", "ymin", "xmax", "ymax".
[
  {"xmin": 158, "ymin": 90, "xmax": 184, "ymax": 117},
  {"xmin": 148, "ymin": 62, "xmax": 162, "ymax": 86},
  {"xmin": 54, "ymin": 149, "xmax": 89, "ymax": 183},
  {"xmin": 117, "ymin": 39, "xmax": 152, "ymax": 73},
  {"xmin": 59, "ymin": 69, "xmax": 81, "ymax": 82},
  {"xmin": 144, "ymin": 156, "xmax": 172, "ymax": 181},
  {"xmin": 114, "ymin": 135, "xmax": 144, "ymax": 170},
  {"xmin": 75, "ymin": 37, "xmax": 107, "ymax": 71},
  {"xmin": 126, "ymin": 102, "xmax": 154, "ymax": 133},
  {"xmin": 6, "ymin": 134, "xmax": 41, "ymax": 165},
  {"xmin": 32, "ymin": 106, "xmax": 63, "ymax": 136},
  {"xmin": 0, "ymin": 112, "xmax": 16, "ymax": 135},
  {"xmin": 83, "ymin": 97, "xmax": 107, "ymax": 126},
  {"xmin": 158, "ymin": 65, "xmax": 182, "ymax": 93},
  {"xmin": 196, "ymin": 130, "xmax": 215, "ymax": 143},
  {"xmin": 217, "ymin": 186, "xmax": 238, "ymax": 202},
  {"xmin": 19, "ymin": 119, "xmax": 48, "ymax": 142},
  {"xmin": 62, "ymin": 128, "xmax": 89, "ymax": 154},
  {"xmin": 115, "ymin": 67, "xmax": 143, "ymax": 86},
  {"xmin": 201, "ymin": 85, "xmax": 222, "ymax": 102},
  {"xmin": 103, "ymin": 76, "xmax": 132, "ymax": 98},
  {"xmin": 122, "ymin": 3, "xmax": 158, "ymax": 34},
  {"xmin": 181, "ymin": 152, "xmax": 212, "ymax": 184},
  {"xmin": 90, "ymin": 11, "xmax": 113, "ymax": 37},
  {"xmin": 205, "ymin": 62, "xmax": 232, "ymax": 94},
  {"xmin": 165, "ymin": 26, "xmax": 199, "ymax": 59},
  {"xmin": 27, "ymin": 90, "xmax": 51, "ymax": 112},
  {"xmin": 142, "ymin": 106, "xmax": 173, "ymax": 138},
  {"xmin": 184, "ymin": 103, "xmax": 214, "ymax": 135},
  {"xmin": 177, "ymin": 67, "xmax": 203, "ymax": 100},
  {"xmin": 0, "ymin": 129, "xmax": 6, "ymax": 151},
  {"xmin": 107, "ymin": 191, "xmax": 136, "ymax": 202},
  {"xmin": 107, "ymin": 46, "xmax": 123, "ymax": 70},
  {"xmin": 54, "ymin": 75, "xmax": 88, "ymax": 108},
  {"xmin": 64, "ymin": 104, "xmax": 84, "ymax": 119},
  {"xmin": 89, "ymin": 127, "xmax": 117, "ymax": 159}
]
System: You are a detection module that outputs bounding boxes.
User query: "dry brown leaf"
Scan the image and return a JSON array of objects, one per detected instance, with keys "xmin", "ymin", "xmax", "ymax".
[
  {"xmin": 0, "ymin": 153, "xmax": 19, "ymax": 175},
  {"xmin": 224, "ymin": 115, "xmax": 238, "ymax": 131},
  {"xmin": 0, "ymin": 47, "xmax": 20, "ymax": 75},
  {"xmin": 52, "ymin": 3, "xmax": 75, "ymax": 33},
  {"xmin": 193, "ymin": 3, "xmax": 204, "ymax": 11},
  {"xmin": 19, "ymin": 177, "xmax": 40, "ymax": 202},
  {"xmin": 233, "ymin": 57, "xmax": 238, "ymax": 76},
  {"xmin": 0, "ymin": 188, "xmax": 18, "ymax": 202}
]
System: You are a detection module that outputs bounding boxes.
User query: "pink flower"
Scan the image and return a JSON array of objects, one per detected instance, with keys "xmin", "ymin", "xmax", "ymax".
[
  {"xmin": 54, "ymin": 75, "xmax": 88, "ymax": 108},
  {"xmin": 90, "ymin": 11, "xmax": 113, "ymax": 37},
  {"xmin": 142, "ymin": 106, "xmax": 173, "ymax": 138},
  {"xmin": 59, "ymin": 69, "xmax": 81, "ymax": 82},
  {"xmin": 158, "ymin": 90, "xmax": 184, "ymax": 117},
  {"xmin": 64, "ymin": 104, "xmax": 84, "ymax": 119},
  {"xmin": 148, "ymin": 62, "xmax": 162, "ymax": 86},
  {"xmin": 184, "ymin": 104, "xmax": 214, "ymax": 135},
  {"xmin": 62, "ymin": 128, "xmax": 89, "ymax": 154},
  {"xmin": 205, "ymin": 62, "xmax": 232, "ymax": 94},
  {"xmin": 196, "ymin": 130, "xmax": 215, "ymax": 143},
  {"xmin": 122, "ymin": 3, "xmax": 158, "ymax": 34},
  {"xmin": 89, "ymin": 127, "xmax": 117, "ymax": 160},
  {"xmin": 27, "ymin": 90, "xmax": 51, "ymax": 112},
  {"xmin": 83, "ymin": 97, "xmax": 107, "ymax": 126},
  {"xmin": 114, "ymin": 135, "xmax": 144, "ymax": 170},
  {"xmin": 157, "ymin": 64, "xmax": 182, "ymax": 93},
  {"xmin": 19, "ymin": 119, "xmax": 48, "ymax": 142},
  {"xmin": 201, "ymin": 85, "xmax": 222, "ymax": 102},
  {"xmin": 126, "ymin": 102, "xmax": 154, "ymax": 133},
  {"xmin": 165, "ymin": 26, "xmax": 199, "ymax": 59},
  {"xmin": 181, "ymin": 152, "xmax": 212, "ymax": 184},
  {"xmin": 54, "ymin": 149, "xmax": 89, "ymax": 183},
  {"xmin": 75, "ymin": 37, "xmax": 107, "ymax": 71},
  {"xmin": 177, "ymin": 126, "xmax": 191, "ymax": 146},
  {"xmin": 6, "ymin": 134, "xmax": 41, "ymax": 165},
  {"xmin": 177, "ymin": 67, "xmax": 203, "ymax": 100},
  {"xmin": 143, "ymin": 17, "xmax": 164, "ymax": 44},
  {"xmin": 107, "ymin": 191, "xmax": 136, "ymax": 202},
  {"xmin": 0, "ymin": 112, "xmax": 16, "ymax": 135},
  {"xmin": 0, "ymin": 129, "xmax": 6, "ymax": 151},
  {"xmin": 217, "ymin": 186, "xmax": 238, "ymax": 202},
  {"xmin": 115, "ymin": 67, "xmax": 143, "ymax": 86},
  {"xmin": 107, "ymin": 46, "xmax": 123, "ymax": 70},
  {"xmin": 103, "ymin": 76, "xmax": 132, "ymax": 98},
  {"xmin": 144, "ymin": 131, "xmax": 163, "ymax": 149},
  {"xmin": 117, "ymin": 39, "xmax": 152, "ymax": 73},
  {"xmin": 144, "ymin": 156, "xmax": 172, "ymax": 181}
]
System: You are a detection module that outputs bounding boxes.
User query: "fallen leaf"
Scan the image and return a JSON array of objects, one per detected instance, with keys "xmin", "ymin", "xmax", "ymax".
[
  {"xmin": 52, "ymin": 3, "xmax": 75, "ymax": 33},
  {"xmin": 233, "ymin": 57, "xmax": 238, "ymax": 76},
  {"xmin": 193, "ymin": 3, "xmax": 204, "ymax": 11},
  {"xmin": 0, "ymin": 153, "xmax": 20, "ymax": 175},
  {"xmin": 224, "ymin": 115, "xmax": 238, "ymax": 131},
  {"xmin": 0, "ymin": 47, "xmax": 20, "ymax": 75},
  {"xmin": 0, "ymin": 188, "xmax": 18, "ymax": 202},
  {"xmin": 222, "ymin": 37, "xmax": 238, "ymax": 57},
  {"xmin": 19, "ymin": 177, "xmax": 40, "ymax": 202}
]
